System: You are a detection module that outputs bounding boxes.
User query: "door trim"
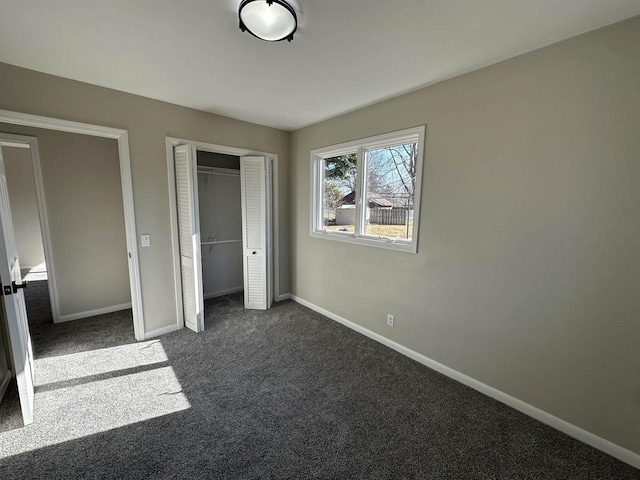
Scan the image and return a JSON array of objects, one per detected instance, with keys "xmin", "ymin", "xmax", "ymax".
[
  {"xmin": 0, "ymin": 109, "xmax": 145, "ymax": 341},
  {"xmin": 165, "ymin": 137, "xmax": 280, "ymax": 331}
]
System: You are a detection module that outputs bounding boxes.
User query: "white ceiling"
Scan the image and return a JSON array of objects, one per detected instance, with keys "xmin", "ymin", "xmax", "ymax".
[{"xmin": 1, "ymin": 1, "xmax": 639, "ymax": 130}]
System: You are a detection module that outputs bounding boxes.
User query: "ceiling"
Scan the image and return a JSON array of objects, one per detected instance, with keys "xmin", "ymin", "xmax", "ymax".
[{"xmin": 0, "ymin": 1, "xmax": 639, "ymax": 131}]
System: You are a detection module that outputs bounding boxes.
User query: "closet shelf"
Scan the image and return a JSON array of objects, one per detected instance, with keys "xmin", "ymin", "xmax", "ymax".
[{"xmin": 201, "ymin": 239, "xmax": 242, "ymax": 245}]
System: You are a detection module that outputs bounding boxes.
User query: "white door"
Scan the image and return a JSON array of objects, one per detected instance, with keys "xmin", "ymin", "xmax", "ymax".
[
  {"xmin": 174, "ymin": 145, "xmax": 204, "ymax": 332},
  {"xmin": 240, "ymin": 156, "xmax": 272, "ymax": 310},
  {"xmin": 0, "ymin": 147, "xmax": 34, "ymax": 425}
]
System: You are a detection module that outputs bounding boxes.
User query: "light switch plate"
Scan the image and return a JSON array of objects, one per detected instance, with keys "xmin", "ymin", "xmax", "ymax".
[{"xmin": 141, "ymin": 234, "xmax": 151, "ymax": 247}]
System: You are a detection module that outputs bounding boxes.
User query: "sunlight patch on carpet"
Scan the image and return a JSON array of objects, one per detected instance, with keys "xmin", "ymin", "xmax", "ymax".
[
  {"xmin": 34, "ymin": 340, "xmax": 168, "ymax": 386},
  {"xmin": 0, "ymin": 365, "xmax": 190, "ymax": 458}
]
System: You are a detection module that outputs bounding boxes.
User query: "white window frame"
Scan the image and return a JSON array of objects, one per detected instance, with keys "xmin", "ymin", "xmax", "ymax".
[{"xmin": 310, "ymin": 126, "xmax": 425, "ymax": 253}]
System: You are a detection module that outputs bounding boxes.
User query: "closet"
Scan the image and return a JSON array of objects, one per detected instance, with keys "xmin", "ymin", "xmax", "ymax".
[
  {"xmin": 173, "ymin": 143, "xmax": 274, "ymax": 334},
  {"xmin": 196, "ymin": 151, "xmax": 243, "ymax": 302}
]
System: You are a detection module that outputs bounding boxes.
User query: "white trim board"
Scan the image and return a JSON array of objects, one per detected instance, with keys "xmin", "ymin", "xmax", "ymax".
[
  {"xmin": 165, "ymin": 136, "xmax": 280, "ymax": 331},
  {"xmin": 275, "ymin": 293, "xmax": 291, "ymax": 302},
  {"xmin": 58, "ymin": 303, "xmax": 132, "ymax": 323},
  {"xmin": 203, "ymin": 286, "xmax": 243, "ymax": 300},
  {"xmin": 289, "ymin": 294, "xmax": 640, "ymax": 470},
  {"xmin": 144, "ymin": 324, "xmax": 180, "ymax": 340},
  {"xmin": 0, "ymin": 109, "xmax": 145, "ymax": 341}
]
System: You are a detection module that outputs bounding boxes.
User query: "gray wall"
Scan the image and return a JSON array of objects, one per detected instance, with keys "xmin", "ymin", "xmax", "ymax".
[
  {"xmin": 0, "ymin": 62, "xmax": 290, "ymax": 333},
  {"xmin": 0, "ymin": 125, "xmax": 130, "ymax": 317},
  {"xmin": 289, "ymin": 17, "xmax": 640, "ymax": 455},
  {"xmin": 2, "ymin": 146, "xmax": 45, "ymax": 269}
]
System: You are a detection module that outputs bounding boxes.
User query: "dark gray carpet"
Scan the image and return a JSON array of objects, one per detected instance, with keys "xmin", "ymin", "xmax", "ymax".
[
  {"xmin": 0, "ymin": 292, "xmax": 638, "ymax": 479},
  {"xmin": 23, "ymin": 279, "xmax": 53, "ymax": 327}
]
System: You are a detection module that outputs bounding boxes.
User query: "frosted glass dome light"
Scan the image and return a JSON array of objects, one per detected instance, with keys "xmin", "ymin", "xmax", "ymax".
[{"xmin": 239, "ymin": 0, "xmax": 297, "ymax": 42}]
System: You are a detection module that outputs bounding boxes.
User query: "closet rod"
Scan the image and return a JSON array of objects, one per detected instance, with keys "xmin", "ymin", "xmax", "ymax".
[
  {"xmin": 201, "ymin": 239, "xmax": 242, "ymax": 245},
  {"xmin": 197, "ymin": 169, "xmax": 240, "ymax": 178}
]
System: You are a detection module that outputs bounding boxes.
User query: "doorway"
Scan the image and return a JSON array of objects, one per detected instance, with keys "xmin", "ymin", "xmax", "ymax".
[
  {"xmin": 0, "ymin": 109, "xmax": 144, "ymax": 427},
  {"xmin": 0, "ymin": 136, "xmax": 52, "ymax": 329},
  {"xmin": 0, "ymin": 128, "xmax": 136, "ymax": 331},
  {"xmin": 0, "ymin": 110, "xmax": 144, "ymax": 340},
  {"xmin": 197, "ymin": 151, "xmax": 244, "ymax": 301},
  {"xmin": 166, "ymin": 137, "xmax": 279, "ymax": 333}
]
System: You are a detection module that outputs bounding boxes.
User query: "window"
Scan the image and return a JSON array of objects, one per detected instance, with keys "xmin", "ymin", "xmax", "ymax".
[{"xmin": 311, "ymin": 126, "xmax": 425, "ymax": 253}]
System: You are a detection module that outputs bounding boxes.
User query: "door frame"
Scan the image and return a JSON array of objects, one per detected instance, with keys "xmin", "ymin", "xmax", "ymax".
[
  {"xmin": 0, "ymin": 109, "xmax": 145, "ymax": 341},
  {"xmin": 165, "ymin": 137, "xmax": 280, "ymax": 331},
  {"xmin": 0, "ymin": 133, "xmax": 62, "ymax": 324}
]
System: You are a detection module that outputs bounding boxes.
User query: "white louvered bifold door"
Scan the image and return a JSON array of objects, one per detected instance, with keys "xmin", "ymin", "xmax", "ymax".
[
  {"xmin": 174, "ymin": 145, "xmax": 204, "ymax": 332},
  {"xmin": 240, "ymin": 156, "xmax": 269, "ymax": 310}
]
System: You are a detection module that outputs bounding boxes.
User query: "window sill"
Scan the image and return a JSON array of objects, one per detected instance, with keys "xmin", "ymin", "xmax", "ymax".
[{"xmin": 310, "ymin": 230, "xmax": 417, "ymax": 253}]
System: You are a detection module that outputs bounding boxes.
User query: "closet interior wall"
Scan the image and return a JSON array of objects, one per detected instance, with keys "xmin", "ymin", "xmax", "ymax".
[{"xmin": 196, "ymin": 151, "xmax": 243, "ymax": 300}]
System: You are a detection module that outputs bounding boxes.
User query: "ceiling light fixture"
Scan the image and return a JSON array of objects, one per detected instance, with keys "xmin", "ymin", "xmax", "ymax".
[{"xmin": 238, "ymin": 0, "xmax": 297, "ymax": 42}]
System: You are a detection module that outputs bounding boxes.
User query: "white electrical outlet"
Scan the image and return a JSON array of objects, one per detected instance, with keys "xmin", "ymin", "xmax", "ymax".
[
  {"xmin": 387, "ymin": 314, "xmax": 395, "ymax": 327},
  {"xmin": 141, "ymin": 234, "xmax": 151, "ymax": 247}
]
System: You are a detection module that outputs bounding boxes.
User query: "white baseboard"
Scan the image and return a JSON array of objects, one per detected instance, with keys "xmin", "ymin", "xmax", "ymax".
[
  {"xmin": 0, "ymin": 369, "xmax": 12, "ymax": 403},
  {"xmin": 203, "ymin": 286, "xmax": 243, "ymax": 300},
  {"xmin": 144, "ymin": 323, "xmax": 180, "ymax": 340},
  {"xmin": 275, "ymin": 293, "xmax": 291, "ymax": 302},
  {"xmin": 20, "ymin": 265, "xmax": 42, "ymax": 271},
  {"xmin": 57, "ymin": 302, "xmax": 132, "ymax": 323},
  {"xmin": 289, "ymin": 294, "xmax": 640, "ymax": 470}
]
